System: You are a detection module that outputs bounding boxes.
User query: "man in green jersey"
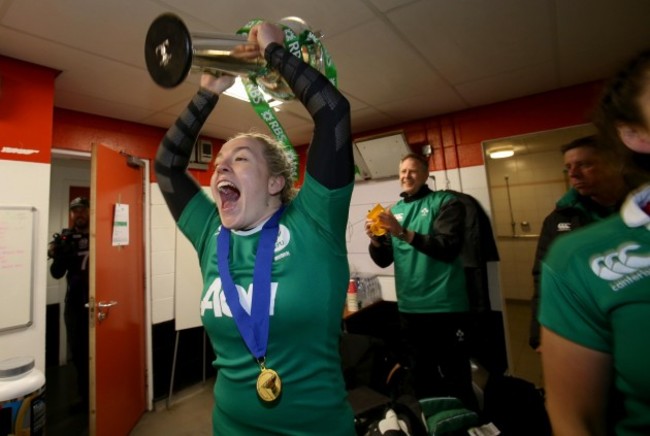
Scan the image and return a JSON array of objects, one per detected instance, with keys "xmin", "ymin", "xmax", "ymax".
[
  {"xmin": 540, "ymin": 49, "xmax": 650, "ymax": 435},
  {"xmin": 365, "ymin": 153, "xmax": 476, "ymax": 411}
]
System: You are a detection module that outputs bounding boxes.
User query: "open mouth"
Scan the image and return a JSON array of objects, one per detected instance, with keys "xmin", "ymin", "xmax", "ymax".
[{"xmin": 217, "ymin": 181, "xmax": 240, "ymax": 211}]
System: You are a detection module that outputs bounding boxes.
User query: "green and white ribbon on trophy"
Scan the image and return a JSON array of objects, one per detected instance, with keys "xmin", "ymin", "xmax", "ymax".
[
  {"xmin": 144, "ymin": 13, "xmax": 341, "ymax": 180},
  {"xmin": 236, "ymin": 18, "xmax": 338, "ymax": 180}
]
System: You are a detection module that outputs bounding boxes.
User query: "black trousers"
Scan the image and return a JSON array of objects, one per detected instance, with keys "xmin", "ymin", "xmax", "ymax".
[
  {"xmin": 64, "ymin": 297, "xmax": 89, "ymax": 405},
  {"xmin": 398, "ymin": 311, "xmax": 477, "ymax": 411}
]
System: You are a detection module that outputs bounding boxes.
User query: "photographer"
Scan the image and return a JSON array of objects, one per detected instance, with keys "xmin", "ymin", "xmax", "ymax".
[{"xmin": 49, "ymin": 196, "xmax": 90, "ymax": 410}]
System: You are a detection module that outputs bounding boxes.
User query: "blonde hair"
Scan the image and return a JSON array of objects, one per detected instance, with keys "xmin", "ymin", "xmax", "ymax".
[{"xmin": 229, "ymin": 132, "xmax": 297, "ymax": 204}]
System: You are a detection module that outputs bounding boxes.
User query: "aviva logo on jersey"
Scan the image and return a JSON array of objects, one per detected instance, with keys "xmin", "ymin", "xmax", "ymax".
[
  {"xmin": 201, "ymin": 279, "xmax": 279, "ymax": 318},
  {"xmin": 589, "ymin": 242, "xmax": 650, "ymax": 291},
  {"xmin": 201, "ymin": 224, "xmax": 292, "ymax": 318}
]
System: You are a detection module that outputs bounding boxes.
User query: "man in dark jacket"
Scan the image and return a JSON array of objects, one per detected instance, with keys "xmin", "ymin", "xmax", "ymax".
[
  {"xmin": 529, "ymin": 135, "xmax": 629, "ymax": 350},
  {"xmin": 48, "ymin": 196, "xmax": 91, "ymax": 407}
]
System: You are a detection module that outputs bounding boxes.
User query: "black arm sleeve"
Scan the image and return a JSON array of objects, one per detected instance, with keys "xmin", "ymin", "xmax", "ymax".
[
  {"xmin": 50, "ymin": 255, "xmax": 68, "ymax": 279},
  {"xmin": 369, "ymin": 237, "xmax": 394, "ymax": 267},
  {"xmin": 48, "ymin": 235, "xmax": 69, "ymax": 279},
  {"xmin": 154, "ymin": 88, "xmax": 219, "ymax": 221},
  {"xmin": 529, "ymin": 213, "xmax": 558, "ymax": 349},
  {"xmin": 265, "ymin": 43, "xmax": 353, "ymax": 189},
  {"xmin": 410, "ymin": 198, "xmax": 465, "ymax": 263}
]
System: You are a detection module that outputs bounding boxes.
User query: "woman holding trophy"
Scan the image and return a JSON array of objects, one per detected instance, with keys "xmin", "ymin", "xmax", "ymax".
[{"xmin": 154, "ymin": 21, "xmax": 355, "ymax": 435}]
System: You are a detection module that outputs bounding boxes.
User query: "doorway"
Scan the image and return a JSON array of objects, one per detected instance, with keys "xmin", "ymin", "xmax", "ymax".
[
  {"xmin": 46, "ymin": 150, "xmax": 152, "ymax": 435},
  {"xmin": 46, "ymin": 154, "xmax": 92, "ymax": 434},
  {"xmin": 482, "ymin": 123, "xmax": 596, "ymax": 386}
]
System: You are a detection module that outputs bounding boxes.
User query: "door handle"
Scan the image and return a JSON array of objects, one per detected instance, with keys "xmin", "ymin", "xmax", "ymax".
[
  {"xmin": 98, "ymin": 300, "xmax": 119, "ymax": 309},
  {"xmin": 96, "ymin": 300, "xmax": 119, "ymax": 323}
]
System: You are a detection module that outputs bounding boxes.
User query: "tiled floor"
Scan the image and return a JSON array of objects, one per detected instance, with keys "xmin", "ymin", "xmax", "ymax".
[
  {"xmin": 44, "ymin": 363, "xmax": 213, "ymax": 436},
  {"xmin": 130, "ymin": 381, "xmax": 214, "ymax": 435},
  {"xmin": 45, "ymin": 300, "xmax": 540, "ymax": 435}
]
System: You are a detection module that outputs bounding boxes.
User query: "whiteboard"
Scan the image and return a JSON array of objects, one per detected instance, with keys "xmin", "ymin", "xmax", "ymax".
[
  {"xmin": 347, "ymin": 178, "xmax": 403, "ymax": 275},
  {"xmin": 0, "ymin": 206, "xmax": 36, "ymax": 332}
]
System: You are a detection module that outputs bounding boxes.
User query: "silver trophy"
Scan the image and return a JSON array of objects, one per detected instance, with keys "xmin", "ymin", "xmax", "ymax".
[{"xmin": 144, "ymin": 13, "xmax": 324, "ymax": 101}]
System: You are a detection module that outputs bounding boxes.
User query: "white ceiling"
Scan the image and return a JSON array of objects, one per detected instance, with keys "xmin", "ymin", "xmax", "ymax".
[{"xmin": 2, "ymin": 0, "xmax": 650, "ymax": 147}]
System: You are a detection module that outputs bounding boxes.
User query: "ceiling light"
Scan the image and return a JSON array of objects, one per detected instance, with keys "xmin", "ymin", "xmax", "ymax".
[
  {"xmin": 223, "ymin": 77, "xmax": 283, "ymax": 108},
  {"xmin": 488, "ymin": 146, "xmax": 515, "ymax": 159}
]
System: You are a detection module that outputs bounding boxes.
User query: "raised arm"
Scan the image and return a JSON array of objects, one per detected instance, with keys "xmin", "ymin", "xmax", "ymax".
[
  {"xmin": 257, "ymin": 25, "xmax": 353, "ymax": 189},
  {"xmin": 154, "ymin": 75, "xmax": 235, "ymax": 221}
]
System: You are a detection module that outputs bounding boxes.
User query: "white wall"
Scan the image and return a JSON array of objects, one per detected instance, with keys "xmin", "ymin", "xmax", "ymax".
[
  {"xmin": 150, "ymin": 184, "xmax": 177, "ymax": 324},
  {"xmin": 150, "ymin": 183, "xmax": 211, "ymax": 330},
  {"xmin": 0, "ymin": 160, "xmax": 51, "ymax": 372}
]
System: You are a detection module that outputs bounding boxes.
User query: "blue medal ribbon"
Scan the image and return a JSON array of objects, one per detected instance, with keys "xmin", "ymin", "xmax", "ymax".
[{"xmin": 216, "ymin": 207, "xmax": 284, "ymax": 361}]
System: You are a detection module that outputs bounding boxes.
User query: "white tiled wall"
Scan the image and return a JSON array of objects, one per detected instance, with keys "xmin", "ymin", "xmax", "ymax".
[
  {"xmin": 487, "ymin": 150, "xmax": 567, "ymax": 300},
  {"xmin": 150, "ymin": 185, "xmax": 177, "ymax": 324}
]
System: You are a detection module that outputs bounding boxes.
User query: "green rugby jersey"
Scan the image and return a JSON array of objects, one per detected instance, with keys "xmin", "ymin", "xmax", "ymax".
[
  {"xmin": 540, "ymin": 184, "xmax": 650, "ymax": 435},
  {"xmin": 390, "ymin": 190, "xmax": 468, "ymax": 313},
  {"xmin": 177, "ymin": 173, "xmax": 355, "ymax": 435}
]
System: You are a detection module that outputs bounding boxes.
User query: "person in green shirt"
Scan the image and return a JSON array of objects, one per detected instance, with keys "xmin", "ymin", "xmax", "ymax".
[
  {"xmin": 540, "ymin": 48, "xmax": 650, "ymax": 435},
  {"xmin": 154, "ymin": 22, "xmax": 355, "ymax": 435},
  {"xmin": 365, "ymin": 153, "xmax": 476, "ymax": 411},
  {"xmin": 529, "ymin": 135, "xmax": 629, "ymax": 351}
]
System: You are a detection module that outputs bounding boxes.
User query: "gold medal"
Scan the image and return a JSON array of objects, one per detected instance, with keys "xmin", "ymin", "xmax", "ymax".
[{"xmin": 256, "ymin": 368, "xmax": 282, "ymax": 402}]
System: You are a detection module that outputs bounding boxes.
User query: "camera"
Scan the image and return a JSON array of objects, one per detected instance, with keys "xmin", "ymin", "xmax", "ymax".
[{"xmin": 49, "ymin": 228, "xmax": 75, "ymax": 258}]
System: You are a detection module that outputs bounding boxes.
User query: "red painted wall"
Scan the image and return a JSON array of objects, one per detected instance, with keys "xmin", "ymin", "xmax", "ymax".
[
  {"xmin": 52, "ymin": 108, "xmax": 309, "ymax": 187},
  {"xmin": 360, "ymin": 81, "xmax": 605, "ymax": 171},
  {"xmin": 3, "ymin": 55, "xmax": 605, "ymax": 181},
  {"xmin": 0, "ymin": 56, "xmax": 58, "ymax": 164}
]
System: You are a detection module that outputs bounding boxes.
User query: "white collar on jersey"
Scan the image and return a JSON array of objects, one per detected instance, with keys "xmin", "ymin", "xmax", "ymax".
[{"xmin": 621, "ymin": 183, "xmax": 650, "ymax": 229}]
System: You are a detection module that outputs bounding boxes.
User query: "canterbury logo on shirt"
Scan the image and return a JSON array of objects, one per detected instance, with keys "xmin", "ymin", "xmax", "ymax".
[
  {"xmin": 557, "ymin": 222, "xmax": 571, "ymax": 232},
  {"xmin": 394, "ymin": 207, "xmax": 429, "ymax": 222},
  {"xmin": 590, "ymin": 242, "xmax": 650, "ymax": 290}
]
